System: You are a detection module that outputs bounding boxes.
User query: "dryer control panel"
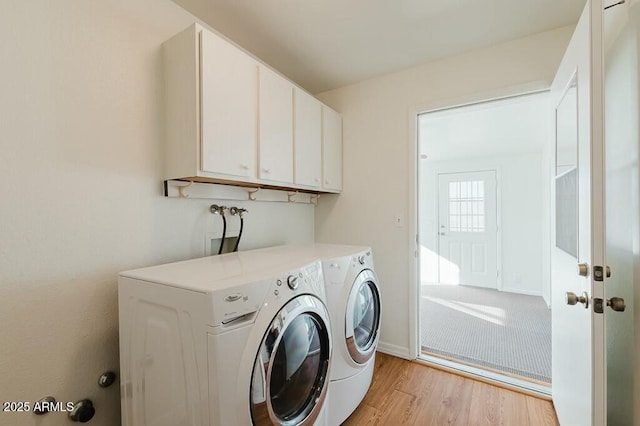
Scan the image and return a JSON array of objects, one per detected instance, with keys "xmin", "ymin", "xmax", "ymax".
[{"xmin": 352, "ymin": 250, "xmax": 373, "ymax": 269}]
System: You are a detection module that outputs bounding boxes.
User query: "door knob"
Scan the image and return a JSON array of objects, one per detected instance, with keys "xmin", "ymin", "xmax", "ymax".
[
  {"xmin": 577, "ymin": 263, "xmax": 589, "ymax": 276},
  {"xmin": 607, "ymin": 297, "xmax": 626, "ymax": 312},
  {"xmin": 440, "ymin": 232, "xmax": 445, "ymax": 236},
  {"xmin": 566, "ymin": 291, "xmax": 589, "ymax": 308}
]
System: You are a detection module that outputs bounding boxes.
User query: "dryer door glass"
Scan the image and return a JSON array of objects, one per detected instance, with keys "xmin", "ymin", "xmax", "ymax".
[
  {"xmin": 251, "ymin": 295, "xmax": 331, "ymax": 426},
  {"xmin": 346, "ymin": 270, "xmax": 381, "ymax": 364}
]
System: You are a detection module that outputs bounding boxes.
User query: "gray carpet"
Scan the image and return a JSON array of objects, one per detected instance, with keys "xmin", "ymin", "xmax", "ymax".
[{"xmin": 421, "ymin": 284, "xmax": 551, "ymax": 383}]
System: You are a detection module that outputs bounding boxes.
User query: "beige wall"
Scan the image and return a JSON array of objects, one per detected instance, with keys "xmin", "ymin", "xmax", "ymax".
[
  {"xmin": 315, "ymin": 26, "xmax": 573, "ymax": 357},
  {"xmin": 0, "ymin": 2, "xmax": 314, "ymax": 425}
]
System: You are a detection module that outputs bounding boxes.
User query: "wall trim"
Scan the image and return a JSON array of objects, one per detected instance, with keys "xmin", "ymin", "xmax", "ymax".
[
  {"xmin": 500, "ymin": 287, "xmax": 543, "ymax": 297},
  {"xmin": 377, "ymin": 341, "xmax": 413, "ymax": 360}
]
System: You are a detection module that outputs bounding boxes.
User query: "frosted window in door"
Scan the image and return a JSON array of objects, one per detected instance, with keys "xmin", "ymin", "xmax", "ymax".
[{"xmin": 448, "ymin": 180, "xmax": 485, "ymax": 233}]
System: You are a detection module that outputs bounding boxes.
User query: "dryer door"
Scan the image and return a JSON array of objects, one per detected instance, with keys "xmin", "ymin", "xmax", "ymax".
[
  {"xmin": 250, "ymin": 295, "xmax": 332, "ymax": 426},
  {"xmin": 345, "ymin": 269, "xmax": 381, "ymax": 364}
]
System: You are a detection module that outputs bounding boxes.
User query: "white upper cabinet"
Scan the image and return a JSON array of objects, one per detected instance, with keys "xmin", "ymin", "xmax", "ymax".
[
  {"xmin": 163, "ymin": 24, "xmax": 341, "ymax": 193},
  {"xmin": 200, "ymin": 29, "xmax": 258, "ymax": 178},
  {"xmin": 258, "ymin": 66, "xmax": 294, "ymax": 184},
  {"xmin": 294, "ymin": 88, "xmax": 322, "ymax": 189},
  {"xmin": 322, "ymin": 106, "xmax": 342, "ymax": 192}
]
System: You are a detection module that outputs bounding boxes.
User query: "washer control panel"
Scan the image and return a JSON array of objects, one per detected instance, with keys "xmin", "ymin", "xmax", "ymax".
[{"xmin": 271, "ymin": 260, "xmax": 324, "ymax": 299}]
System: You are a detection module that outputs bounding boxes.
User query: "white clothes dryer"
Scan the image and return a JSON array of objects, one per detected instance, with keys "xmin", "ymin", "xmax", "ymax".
[
  {"xmin": 118, "ymin": 251, "xmax": 333, "ymax": 426},
  {"xmin": 251, "ymin": 244, "xmax": 382, "ymax": 425}
]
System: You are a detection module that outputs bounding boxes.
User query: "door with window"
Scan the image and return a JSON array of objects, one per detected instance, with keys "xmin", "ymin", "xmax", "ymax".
[{"xmin": 437, "ymin": 171, "xmax": 498, "ymax": 288}]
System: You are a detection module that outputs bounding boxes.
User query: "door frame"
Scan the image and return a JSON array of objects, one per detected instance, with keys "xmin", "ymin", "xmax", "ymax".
[
  {"xmin": 435, "ymin": 168, "xmax": 502, "ymax": 290},
  {"xmin": 408, "ymin": 83, "xmax": 553, "ymax": 395}
]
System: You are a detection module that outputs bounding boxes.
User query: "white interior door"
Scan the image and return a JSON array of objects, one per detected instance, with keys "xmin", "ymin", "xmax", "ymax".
[
  {"xmin": 437, "ymin": 170, "xmax": 498, "ymax": 288},
  {"xmin": 551, "ymin": 1, "xmax": 605, "ymax": 425}
]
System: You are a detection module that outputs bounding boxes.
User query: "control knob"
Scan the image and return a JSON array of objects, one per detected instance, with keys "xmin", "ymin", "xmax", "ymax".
[
  {"xmin": 287, "ymin": 275, "xmax": 299, "ymax": 290},
  {"xmin": 358, "ymin": 255, "xmax": 366, "ymax": 265}
]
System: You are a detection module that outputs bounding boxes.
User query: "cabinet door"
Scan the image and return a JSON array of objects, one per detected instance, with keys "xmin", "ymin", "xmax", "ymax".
[
  {"xmin": 200, "ymin": 30, "xmax": 257, "ymax": 178},
  {"xmin": 259, "ymin": 66, "xmax": 293, "ymax": 184},
  {"xmin": 322, "ymin": 106, "xmax": 342, "ymax": 192},
  {"xmin": 294, "ymin": 89, "xmax": 322, "ymax": 188}
]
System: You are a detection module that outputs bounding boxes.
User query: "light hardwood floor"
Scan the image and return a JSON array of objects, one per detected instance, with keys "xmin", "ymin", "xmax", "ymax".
[{"xmin": 343, "ymin": 353, "xmax": 559, "ymax": 426}]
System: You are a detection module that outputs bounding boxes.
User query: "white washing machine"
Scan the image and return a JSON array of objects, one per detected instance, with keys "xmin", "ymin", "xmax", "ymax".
[
  {"xmin": 250, "ymin": 244, "xmax": 382, "ymax": 425},
  {"xmin": 118, "ymin": 250, "xmax": 333, "ymax": 426}
]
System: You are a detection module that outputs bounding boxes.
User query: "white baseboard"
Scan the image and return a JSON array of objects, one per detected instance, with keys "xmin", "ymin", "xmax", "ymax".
[
  {"xmin": 500, "ymin": 287, "xmax": 542, "ymax": 297},
  {"xmin": 377, "ymin": 341, "xmax": 413, "ymax": 360}
]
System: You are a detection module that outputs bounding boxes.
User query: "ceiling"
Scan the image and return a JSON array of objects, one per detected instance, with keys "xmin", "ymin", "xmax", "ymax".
[
  {"xmin": 173, "ymin": 0, "xmax": 585, "ymax": 93},
  {"xmin": 418, "ymin": 92, "xmax": 550, "ymax": 162}
]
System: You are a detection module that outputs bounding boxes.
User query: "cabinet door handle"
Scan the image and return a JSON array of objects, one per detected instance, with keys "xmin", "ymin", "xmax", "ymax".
[
  {"xmin": 314, "ymin": 177, "xmax": 320, "ymax": 183},
  {"xmin": 240, "ymin": 164, "xmax": 249, "ymax": 170},
  {"xmin": 262, "ymin": 168, "xmax": 271, "ymax": 173}
]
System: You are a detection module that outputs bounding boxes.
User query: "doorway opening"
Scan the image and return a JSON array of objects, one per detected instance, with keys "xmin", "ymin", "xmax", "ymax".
[{"xmin": 416, "ymin": 91, "xmax": 552, "ymax": 392}]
